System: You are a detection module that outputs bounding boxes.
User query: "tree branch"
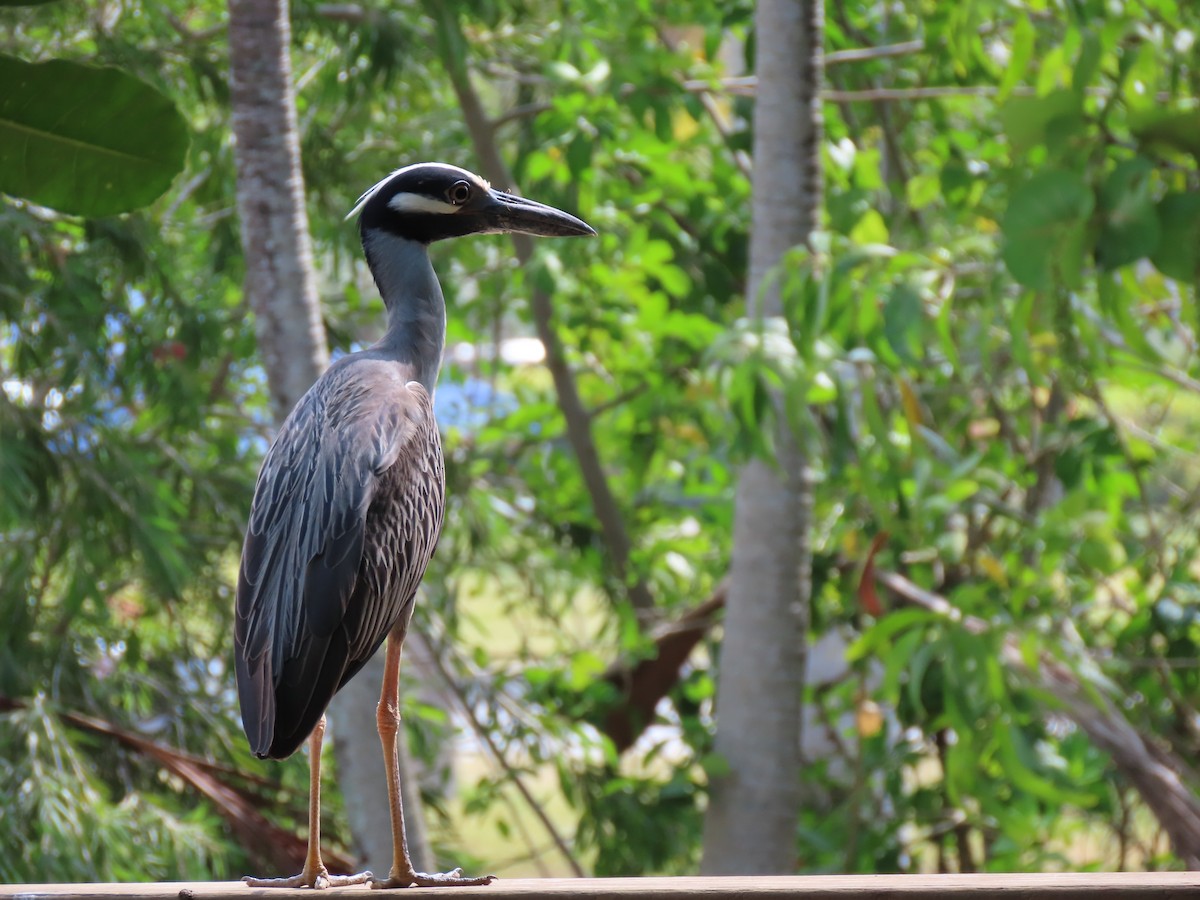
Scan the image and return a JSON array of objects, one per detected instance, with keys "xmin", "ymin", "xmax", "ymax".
[
  {"xmin": 427, "ymin": 2, "xmax": 656, "ymax": 619},
  {"xmin": 825, "ymin": 39, "xmax": 925, "ymax": 65},
  {"xmin": 874, "ymin": 568, "xmax": 1200, "ymax": 869},
  {"xmin": 599, "ymin": 581, "xmax": 727, "ymax": 753},
  {"xmin": 489, "ymin": 102, "xmax": 554, "ymax": 131},
  {"xmin": 689, "ymin": 80, "xmax": 1177, "ymax": 104},
  {"xmin": 419, "ymin": 637, "xmax": 587, "ymax": 877}
]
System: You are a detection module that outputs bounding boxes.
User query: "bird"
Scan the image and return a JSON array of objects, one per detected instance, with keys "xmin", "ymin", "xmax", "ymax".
[{"xmin": 234, "ymin": 162, "xmax": 595, "ymax": 889}]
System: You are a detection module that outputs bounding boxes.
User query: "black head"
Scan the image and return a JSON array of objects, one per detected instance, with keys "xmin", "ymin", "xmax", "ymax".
[{"xmin": 349, "ymin": 162, "xmax": 595, "ymax": 244}]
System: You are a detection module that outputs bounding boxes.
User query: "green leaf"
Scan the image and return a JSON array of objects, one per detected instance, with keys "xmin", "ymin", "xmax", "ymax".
[
  {"xmin": 699, "ymin": 752, "xmax": 731, "ymax": 779},
  {"xmin": 939, "ymin": 161, "xmax": 973, "ymax": 208},
  {"xmin": 1097, "ymin": 272, "xmax": 1160, "ymax": 360},
  {"xmin": 848, "ymin": 608, "xmax": 940, "ymax": 662},
  {"xmin": 1131, "ymin": 108, "xmax": 1200, "ymax": 161},
  {"xmin": 997, "ymin": 16, "xmax": 1035, "ymax": 102},
  {"xmin": 943, "ymin": 478, "xmax": 980, "ymax": 502},
  {"xmin": 1002, "ymin": 169, "xmax": 1095, "ymax": 289},
  {"xmin": 997, "ymin": 724, "xmax": 1099, "ymax": 807},
  {"xmin": 1120, "ymin": 43, "xmax": 1160, "ymax": 114},
  {"xmin": 882, "ymin": 283, "xmax": 924, "ymax": 365},
  {"xmin": 905, "ymin": 172, "xmax": 941, "ymax": 210},
  {"xmin": 999, "ymin": 90, "xmax": 1084, "ymax": 155},
  {"xmin": 850, "ymin": 208, "xmax": 889, "ymax": 244},
  {"xmin": 1072, "ymin": 31, "xmax": 1102, "ymax": 94},
  {"xmin": 1095, "ymin": 157, "xmax": 1160, "ymax": 270},
  {"xmin": 1151, "ymin": 192, "xmax": 1200, "ymax": 283},
  {"xmin": 0, "ymin": 55, "xmax": 189, "ymax": 216}
]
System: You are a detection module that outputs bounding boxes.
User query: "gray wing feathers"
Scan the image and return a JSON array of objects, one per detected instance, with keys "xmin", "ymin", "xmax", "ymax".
[{"xmin": 234, "ymin": 364, "xmax": 440, "ymax": 757}]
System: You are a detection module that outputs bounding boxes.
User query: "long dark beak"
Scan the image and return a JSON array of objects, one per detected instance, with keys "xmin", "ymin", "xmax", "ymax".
[{"xmin": 486, "ymin": 190, "xmax": 596, "ymax": 237}]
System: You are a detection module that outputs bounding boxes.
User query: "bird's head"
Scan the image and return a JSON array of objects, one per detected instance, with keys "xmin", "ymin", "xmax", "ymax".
[{"xmin": 349, "ymin": 162, "xmax": 595, "ymax": 243}]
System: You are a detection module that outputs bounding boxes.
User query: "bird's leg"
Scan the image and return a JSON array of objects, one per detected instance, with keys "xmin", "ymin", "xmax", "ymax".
[
  {"xmin": 369, "ymin": 618, "xmax": 495, "ymax": 890},
  {"xmin": 244, "ymin": 715, "xmax": 373, "ymax": 889}
]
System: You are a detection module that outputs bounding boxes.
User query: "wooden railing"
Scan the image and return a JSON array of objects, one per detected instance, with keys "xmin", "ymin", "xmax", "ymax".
[{"xmin": 3, "ymin": 874, "xmax": 1199, "ymax": 900}]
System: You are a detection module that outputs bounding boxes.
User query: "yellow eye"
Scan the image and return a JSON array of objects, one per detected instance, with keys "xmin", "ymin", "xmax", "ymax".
[{"xmin": 447, "ymin": 181, "xmax": 471, "ymax": 205}]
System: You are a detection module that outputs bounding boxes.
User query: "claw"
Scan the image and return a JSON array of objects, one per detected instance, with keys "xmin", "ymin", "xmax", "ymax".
[
  {"xmin": 368, "ymin": 868, "xmax": 496, "ymax": 889},
  {"xmin": 243, "ymin": 868, "xmax": 373, "ymax": 889}
]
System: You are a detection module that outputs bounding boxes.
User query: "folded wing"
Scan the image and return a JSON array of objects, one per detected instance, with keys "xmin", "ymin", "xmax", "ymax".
[{"xmin": 234, "ymin": 367, "xmax": 442, "ymax": 759}]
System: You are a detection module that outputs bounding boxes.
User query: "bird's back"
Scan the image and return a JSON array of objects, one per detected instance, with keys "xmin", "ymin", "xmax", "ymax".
[{"xmin": 234, "ymin": 355, "xmax": 444, "ymax": 759}]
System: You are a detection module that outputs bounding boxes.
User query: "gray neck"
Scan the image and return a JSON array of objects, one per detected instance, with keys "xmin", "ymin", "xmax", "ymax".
[{"xmin": 361, "ymin": 229, "xmax": 447, "ymax": 393}]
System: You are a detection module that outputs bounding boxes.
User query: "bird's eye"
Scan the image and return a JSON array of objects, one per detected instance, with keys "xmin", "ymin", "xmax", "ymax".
[{"xmin": 447, "ymin": 181, "xmax": 472, "ymax": 205}]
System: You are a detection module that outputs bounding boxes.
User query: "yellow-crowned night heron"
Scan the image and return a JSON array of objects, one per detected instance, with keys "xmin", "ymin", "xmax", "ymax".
[{"xmin": 235, "ymin": 163, "xmax": 594, "ymax": 889}]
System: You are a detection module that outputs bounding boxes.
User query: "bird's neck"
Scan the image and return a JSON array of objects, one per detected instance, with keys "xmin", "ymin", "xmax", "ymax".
[{"xmin": 361, "ymin": 229, "xmax": 447, "ymax": 394}]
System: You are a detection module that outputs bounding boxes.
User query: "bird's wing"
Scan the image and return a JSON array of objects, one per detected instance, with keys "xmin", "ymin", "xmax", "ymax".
[{"xmin": 234, "ymin": 366, "xmax": 442, "ymax": 758}]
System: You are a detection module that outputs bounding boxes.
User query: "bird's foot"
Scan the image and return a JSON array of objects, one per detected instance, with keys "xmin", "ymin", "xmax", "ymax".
[
  {"xmin": 243, "ymin": 867, "xmax": 373, "ymax": 889},
  {"xmin": 369, "ymin": 868, "xmax": 496, "ymax": 889}
]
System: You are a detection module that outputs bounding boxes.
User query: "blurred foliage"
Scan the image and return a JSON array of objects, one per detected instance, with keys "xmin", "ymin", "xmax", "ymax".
[{"xmin": 1, "ymin": 0, "xmax": 1199, "ymax": 882}]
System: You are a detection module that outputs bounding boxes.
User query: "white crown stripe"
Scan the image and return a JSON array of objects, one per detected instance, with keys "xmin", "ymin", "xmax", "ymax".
[
  {"xmin": 387, "ymin": 193, "xmax": 462, "ymax": 214},
  {"xmin": 344, "ymin": 163, "xmax": 492, "ymax": 222},
  {"xmin": 345, "ymin": 168, "xmax": 403, "ymax": 221}
]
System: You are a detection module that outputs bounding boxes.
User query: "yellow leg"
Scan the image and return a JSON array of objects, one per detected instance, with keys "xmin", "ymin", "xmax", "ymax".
[
  {"xmin": 369, "ymin": 618, "xmax": 495, "ymax": 890},
  {"xmin": 244, "ymin": 715, "xmax": 372, "ymax": 889}
]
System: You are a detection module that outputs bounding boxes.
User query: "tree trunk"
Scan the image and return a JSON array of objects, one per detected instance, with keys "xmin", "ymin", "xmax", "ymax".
[
  {"xmin": 700, "ymin": 0, "xmax": 823, "ymax": 875},
  {"xmin": 227, "ymin": 0, "xmax": 424, "ymax": 870},
  {"xmin": 228, "ymin": 0, "xmax": 327, "ymax": 418}
]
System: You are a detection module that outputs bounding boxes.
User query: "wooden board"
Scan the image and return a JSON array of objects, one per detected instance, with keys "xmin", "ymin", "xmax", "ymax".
[{"xmin": 3, "ymin": 874, "xmax": 1199, "ymax": 900}]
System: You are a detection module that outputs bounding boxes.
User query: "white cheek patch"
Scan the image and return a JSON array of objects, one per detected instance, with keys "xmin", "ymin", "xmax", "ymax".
[{"xmin": 387, "ymin": 193, "xmax": 462, "ymax": 214}]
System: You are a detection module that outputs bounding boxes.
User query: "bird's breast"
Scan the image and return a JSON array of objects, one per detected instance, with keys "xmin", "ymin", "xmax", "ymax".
[{"xmin": 356, "ymin": 425, "xmax": 446, "ymax": 613}]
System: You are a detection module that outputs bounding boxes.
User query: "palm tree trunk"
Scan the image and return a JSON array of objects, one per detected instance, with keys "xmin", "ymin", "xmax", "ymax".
[
  {"xmin": 227, "ymin": 0, "xmax": 327, "ymax": 418},
  {"xmin": 701, "ymin": 0, "xmax": 824, "ymax": 874}
]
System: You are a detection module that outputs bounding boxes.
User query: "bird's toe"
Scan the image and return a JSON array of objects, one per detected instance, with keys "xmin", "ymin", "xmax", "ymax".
[
  {"xmin": 242, "ymin": 869, "xmax": 372, "ymax": 889},
  {"xmin": 368, "ymin": 868, "xmax": 495, "ymax": 889}
]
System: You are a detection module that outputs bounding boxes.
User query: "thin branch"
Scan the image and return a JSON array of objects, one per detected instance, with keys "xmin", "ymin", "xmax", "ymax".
[
  {"xmin": 689, "ymin": 80, "xmax": 1178, "ymax": 104},
  {"xmin": 492, "ymin": 791, "xmax": 557, "ymax": 877},
  {"xmin": 162, "ymin": 10, "xmax": 225, "ymax": 42},
  {"xmin": 313, "ymin": 3, "xmax": 380, "ymax": 23},
  {"xmin": 694, "ymin": 91, "xmax": 753, "ymax": 179},
  {"xmin": 421, "ymin": 640, "xmax": 587, "ymax": 877},
  {"xmin": 1085, "ymin": 380, "xmax": 1166, "ymax": 567},
  {"xmin": 489, "ymin": 102, "xmax": 554, "ymax": 131},
  {"xmin": 657, "ymin": 27, "xmax": 753, "ymax": 178},
  {"xmin": 690, "ymin": 82, "xmax": 1004, "ymax": 100},
  {"xmin": 429, "ymin": 1, "xmax": 656, "ymax": 620},
  {"xmin": 487, "ymin": 39, "xmax": 919, "ymax": 141},
  {"xmin": 600, "ymin": 581, "xmax": 728, "ymax": 753},
  {"xmin": 826, "ymin": 39, "xmax": 925, "ymax": 65},
  {"xmin": 586, "ymin": 381, "xmax": 651, "ymax": 422}
]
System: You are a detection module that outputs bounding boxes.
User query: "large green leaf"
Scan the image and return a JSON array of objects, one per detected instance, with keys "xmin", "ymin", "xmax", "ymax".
[
  {"xmin": 1095, "ymin": 157, "xmax": 1160, "ymax": 269},
  {"xmin": 999, "ymin": 90, "xmax": 1084, "ymax": 155},
  {"xmin": 1002, "ymin": 169, "xmax": 1095, "ymax": 289},
  {"xmin": 1151, "ymin": 191, "xmax": 1200, "ymax": 283},
  {"xmin": 882, "ymin": 282, "xmax": 924, "ymax": 365},
  {"xmin": 0, "ymin": 55, "xmax": 188, "ymax": 216},
  {"xmin": 1131, "ymin": 108, "xmax": 1200, "ymax": 160}
]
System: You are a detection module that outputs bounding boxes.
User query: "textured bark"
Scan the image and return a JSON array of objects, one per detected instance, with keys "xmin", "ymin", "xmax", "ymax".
[
  {"xmin": 701, "ymin": 0, "xmax": 823, "ymax": 875},
  {"xmin": 227, "ymin": 0, "xmax": 418, "ymax": 870},
  {"xmin": 228, "ymin": 0, "xmax": 327, "ymax": 419}
]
